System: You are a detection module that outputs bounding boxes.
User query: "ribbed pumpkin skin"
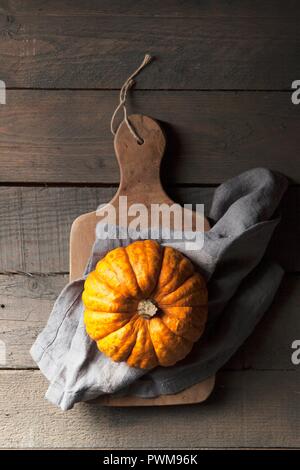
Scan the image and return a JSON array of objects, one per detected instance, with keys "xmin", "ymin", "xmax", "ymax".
[{"xmin": 82, "ymin": 240, "xmax": 208, "ymax": 369}]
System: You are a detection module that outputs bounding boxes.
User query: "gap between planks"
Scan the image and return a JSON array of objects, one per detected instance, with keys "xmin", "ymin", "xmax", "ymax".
[
  {"xmin": 0, "ymin": 272, "xmax": 299, "ymax": 371},
  {"xmin": 0, "ymin": 369, "xmax": 299, "ymax": 449},
  {"xmin": 1, "ymin": 91, "xmax": 299, "ymax": 184},
  {"xmin": 0, "ymin": 186, "xmax": 298, "ymax": 272}
]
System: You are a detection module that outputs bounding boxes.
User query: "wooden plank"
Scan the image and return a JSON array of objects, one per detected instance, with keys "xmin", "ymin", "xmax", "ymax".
[
  {"xmin": 1, "ymin": 91, "xmax": 300, "ymax": 184},
  {"xmin": 240, "ymin": 274, "xmax": 300, "ymax": 370},
  {"xmin": 0, "ymin": 14, "xmax": 299, "ymax": 89},
  {"xmin": 0, "ymin": 186, "xmax": 298, "ymax": 274},
  {"xmin": 0, "ymin": 273, "xmax": 68, "ymax": 368},
  {"xmin": 2, "ymin": 1, "xmax": 300, "ymax": 18},
  {"xmin": 0, "ymin": 370, "xmax": 298, "ymax": 448},
  {"xmin": 0, "ymin": 273, "xmax": 298, "ymax": 370},
  {"xmin": 0, "ymin": 186, "xmax": 115, "ymax": 273}
]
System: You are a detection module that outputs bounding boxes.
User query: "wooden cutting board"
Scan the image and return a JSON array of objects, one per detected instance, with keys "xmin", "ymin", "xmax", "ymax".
[{"xmin": 70, "ymin": 114, "xmax": 215, "ymax": 406}]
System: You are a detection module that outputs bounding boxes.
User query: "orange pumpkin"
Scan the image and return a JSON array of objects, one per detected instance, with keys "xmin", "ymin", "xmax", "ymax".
[{"xmin": 82, "ymin": 240, "xmax": 208, "ymax": 369}]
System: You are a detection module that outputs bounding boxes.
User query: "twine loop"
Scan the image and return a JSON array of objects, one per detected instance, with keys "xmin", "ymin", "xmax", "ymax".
[{"xmin": 110, "ymin": 54, "xmax": 152, "ymax": 144}]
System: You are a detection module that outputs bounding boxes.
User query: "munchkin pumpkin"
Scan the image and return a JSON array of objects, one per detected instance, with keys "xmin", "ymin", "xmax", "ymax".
[{"xmin": 82, "ymin": 240, "xmax": 208, "ymax": 369}]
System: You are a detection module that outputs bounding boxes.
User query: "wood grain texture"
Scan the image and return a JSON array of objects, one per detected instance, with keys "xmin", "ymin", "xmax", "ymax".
[
  {"xmin": 0, "ymin": 273, "xmax": 67, "ymax": 368},
  {"xmin": 0, "ymin": 12, "xmax": 299, "ymax": 89},
  {"xmin": 69, "ymin": 115, "xmax": 213, "ymax": 408},
  {"xmin": 0, "ymin": 0, "xmax": 298, "ymax": 449},
  {"xmin": 70, "ymin": 115, "xmax": 210, "ymax": 280},
  {"xmin": 70, "ymin": 114, "xmax": 171, "ymax": 281},
  {"xmin": 0, "ymin": 273, "xmax": 298, "ymax": 371},
  {"xmin": 0, "ymin": 370, "xmax": 299, "ymax": 448},
  {"xmin": 0, "ymin": 186, "xmax": 298, "ymax": 274},
  {"xmin": 239, "ymin": 274, "xmax": 300, "ymax": 370},
  {"xmin": 2, "ymin": 1, "xmax": 300, "ymax": 18},
  {"xmin": 0, "ymin": 91, "xmax": 300, "ymax": 184},
  {"xmin": 0, "ymin": 186, "xmax": 115, "ymax": 273}
]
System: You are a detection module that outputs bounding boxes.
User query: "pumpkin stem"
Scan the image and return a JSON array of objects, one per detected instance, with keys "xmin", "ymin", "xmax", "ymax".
[{"xmin": 138, "ymin": 299, "xmax": 158, "ymax": 319}]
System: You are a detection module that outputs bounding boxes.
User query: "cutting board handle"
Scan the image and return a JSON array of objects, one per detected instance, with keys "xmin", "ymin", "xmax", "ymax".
[{"xmin": 114, "ymin": 114, "xmax": 171, "ymax": 206}]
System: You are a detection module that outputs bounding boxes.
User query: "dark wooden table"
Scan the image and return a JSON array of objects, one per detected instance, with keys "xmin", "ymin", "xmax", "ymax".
[{"xmin": 0, "ymin": 1, "xmax": 299, "ymax": 448}]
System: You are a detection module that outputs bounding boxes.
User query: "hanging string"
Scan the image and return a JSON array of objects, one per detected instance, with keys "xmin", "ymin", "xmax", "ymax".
[{"xmin": 110, "ymin": 54, "xmax": 152, "ymax": 144}]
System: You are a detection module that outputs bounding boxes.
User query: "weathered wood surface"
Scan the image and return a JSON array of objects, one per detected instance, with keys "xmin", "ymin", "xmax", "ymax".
[
  {"xmin": 0, "ymin": 6, "xmax": 300, "ymax": 89},
  {"xmin": 68, "ymin": 114, "xmax": 207, "ymax": 283},
  {"xmin": 0, "ymin": 273, "xmax": 298, "ymax": 371},
  {"xmin": 0, "ymin": 186, "xmax": 298, "ymax": 273},
  {"xmin": 2, "ymin": 1, "xmax": 300, "ymax": 18},
  {"xmin": 240, "ymin": 274, "xmax": 300, "ymax": 370},
  {"xmin": 0, "ymin": 187, "xmax": 115, "ymax": 273},
  {"xmin": 0, "ymin": 370, "xmax": 299, "ymax": 448},
  {"xmin": 0, "ymin": 273, "xmax": 68, "ymax": 368},
  {"xmin": 0, "ymin": 91, "xmax": 299, "ymax": 184},
  {"xmin": 0, "ymin": 0, "xmax": 299, "ymax": 450}
]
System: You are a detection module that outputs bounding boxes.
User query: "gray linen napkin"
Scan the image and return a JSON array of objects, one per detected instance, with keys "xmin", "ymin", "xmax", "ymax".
[{"xmin": 31, "ymin": 168, "xmax": 288, "ymax": 410}]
